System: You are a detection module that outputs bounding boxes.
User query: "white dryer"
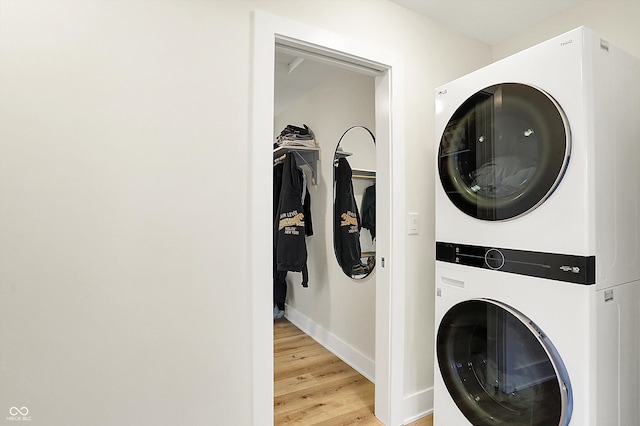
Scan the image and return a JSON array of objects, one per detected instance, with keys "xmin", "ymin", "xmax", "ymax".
[{"xmin": 433, "ymin": 27, "xmax": 640, "ymax": 426}]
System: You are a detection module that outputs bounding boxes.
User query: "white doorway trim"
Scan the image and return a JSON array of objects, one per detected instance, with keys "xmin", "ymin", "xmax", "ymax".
[{"xmin": 250, "ymin": 11, "xmax": 406, "ymax": 425}]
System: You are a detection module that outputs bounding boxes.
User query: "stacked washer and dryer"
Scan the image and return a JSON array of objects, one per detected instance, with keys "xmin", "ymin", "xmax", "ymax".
[{"xmin": 433, "ymin": 27, "xmax": 640, "ymax": 426}]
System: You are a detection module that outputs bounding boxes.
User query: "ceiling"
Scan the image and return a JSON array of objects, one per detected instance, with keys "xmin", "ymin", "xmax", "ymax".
[
  {"xmin": 388, "ymin": 0, "xmax": 587, "ymax": 45},
  {"xmin": 275, "ymin": 0, "xmax": 588, "ymax": 115}
]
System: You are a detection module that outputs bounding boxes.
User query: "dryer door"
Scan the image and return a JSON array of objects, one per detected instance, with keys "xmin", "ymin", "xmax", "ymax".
[
  {"xmin": 437, "ymin": 299, "xmax": 572, "ymax": 426},
  {"xmin": 438, "ymin": 83, "xmax": 570, "ymax": 220}
]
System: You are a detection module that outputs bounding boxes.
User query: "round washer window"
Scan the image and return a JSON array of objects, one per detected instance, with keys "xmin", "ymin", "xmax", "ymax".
[
  {"xmin": 437, "ymin": 299, "xmax": 572, "ymax": 426},
  {"xmin": 438, "ymin": 83, "xmax": 570, "ymax": 221}
]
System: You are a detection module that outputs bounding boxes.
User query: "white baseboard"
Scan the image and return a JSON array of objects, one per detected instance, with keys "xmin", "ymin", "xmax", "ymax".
[
  {"xmin": 403, "ymin": 387, "xmax": 434, "ymax": 424},
  {"xmin": 284, "ymin": 305, "xmax": 433, "ymax": 424},
  {"xmin": 284, "ymin": 304, "xmax": 375, "ymax": 382}
]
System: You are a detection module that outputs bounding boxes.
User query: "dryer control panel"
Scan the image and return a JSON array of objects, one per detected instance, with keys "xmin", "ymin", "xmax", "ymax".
[{"xmin": 436, "ymin": 241, "xmax": 596, "ymax": 285}]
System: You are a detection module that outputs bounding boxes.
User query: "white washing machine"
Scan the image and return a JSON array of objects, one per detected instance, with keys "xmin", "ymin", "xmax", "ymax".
[
  {"xmin": 434, "ymin": 26, "xmax": 640, "ymax": 290},
  {"xmin": 434, "ymin": 263, "xmax": 640, "ymax": 426},
  {"xmin": 433, "ymin": 27, "xmax": 640, "ymax": 425}
]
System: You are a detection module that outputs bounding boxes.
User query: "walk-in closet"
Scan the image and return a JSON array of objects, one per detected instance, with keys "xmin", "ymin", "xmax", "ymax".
[{"xmin": 272, "ymin": 45, "xmax": 378, "ymax": 422}]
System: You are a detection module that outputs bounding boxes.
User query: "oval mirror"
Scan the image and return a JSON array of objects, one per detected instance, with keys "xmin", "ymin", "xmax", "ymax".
[{"xmin": 333, "ymin": 126, "xmax": 376, "ymax": 279}]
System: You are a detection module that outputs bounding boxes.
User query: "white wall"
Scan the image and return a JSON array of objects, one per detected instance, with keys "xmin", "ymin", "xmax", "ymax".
[
  {"xmin": 275, "ymin": 70, "xmax": 377, "ymax": 370},
  {"xmin": 0, "ymin": 1, "xmax": 492, "ymax": 424},
  {"xmin": 0, "ymin": 1, "xmax": 253, "ymax": 425},
  {"xmin": 492, "ymin": 1, "xmax": 640, "ymax": 60}
]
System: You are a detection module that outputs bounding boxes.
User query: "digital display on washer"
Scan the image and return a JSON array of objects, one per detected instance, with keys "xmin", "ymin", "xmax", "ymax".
[{"xmin": 436, "ymin": 241, "xmax": 595, "ymax": 284}]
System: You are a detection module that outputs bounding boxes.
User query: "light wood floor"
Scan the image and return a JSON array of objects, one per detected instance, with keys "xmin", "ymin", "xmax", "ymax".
[{"xmin": 274, "ymin": 318, "xmax": 433, "ymax": 425}]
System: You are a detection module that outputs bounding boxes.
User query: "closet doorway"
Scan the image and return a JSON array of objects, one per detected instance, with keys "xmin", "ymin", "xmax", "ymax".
[
  {"xmin": 251, "ymin": 11, "xmax": 407, "ymax": 426},
  {"xmin": 273, "ymin": 44, "xmax": 377, "ymax": 419}
]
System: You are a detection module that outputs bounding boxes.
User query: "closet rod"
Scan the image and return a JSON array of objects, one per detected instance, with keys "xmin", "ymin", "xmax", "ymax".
[
  {"xmin": 273, "ymin": 151, "xmax": 309, "ymax": 167},
  {"xmin": 352, "ymin": 174, "xmax": 376, "ymax": 180}
]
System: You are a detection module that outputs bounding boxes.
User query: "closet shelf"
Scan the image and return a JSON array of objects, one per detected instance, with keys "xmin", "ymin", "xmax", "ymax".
[
  {"xmin": 274, "ymin": 145, "xmax": 320, "ymax": 185},
  {"xmin": 335, "ymin": 149, "xmax": 353, "ymax": 158}
]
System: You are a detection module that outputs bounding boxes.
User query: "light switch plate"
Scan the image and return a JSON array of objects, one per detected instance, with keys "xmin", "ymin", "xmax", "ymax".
[{"xmin": 408, "ymin": 212, "xmax": 419, "ymax": 235}]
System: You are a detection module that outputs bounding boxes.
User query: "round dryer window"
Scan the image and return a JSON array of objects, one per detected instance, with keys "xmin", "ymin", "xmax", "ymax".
[
  {"xmin": 437, "ymin": 299, "xmax": 573, "ymax": 426},
  {"xmin": 438, "ymin": 83, "xmax": 570, "ymax": 220}
]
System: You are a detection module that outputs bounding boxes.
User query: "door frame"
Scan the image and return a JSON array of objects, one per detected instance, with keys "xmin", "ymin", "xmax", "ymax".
[{"xmin": 250, "ymin": 11, "xmax": 407, "ymax": 425}]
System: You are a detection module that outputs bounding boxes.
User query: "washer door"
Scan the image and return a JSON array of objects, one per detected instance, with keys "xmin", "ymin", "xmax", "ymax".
[
  {"xmin": 438, "ymin": 83, "xmax": 570, "ymax": 220},
  {"xmin": 437, "ymin": 299, "xmax": 572, "ymax": 426}
]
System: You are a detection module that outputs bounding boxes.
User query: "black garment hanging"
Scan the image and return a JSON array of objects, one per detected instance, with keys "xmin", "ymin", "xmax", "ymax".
[
  {"xmin": 334, "ymin": 157, "xmax": 362, "ymax": 276},
  {"xmin": 361, "ymin": 183, "xmax": 376, "ymax": 241},
  {"xmin": 274, "ymin": 153, "xmax": 312, "ymax": 287},
  {"xmin": 273, "ymin": 162, "xmax": 288, "ymax": 310}
]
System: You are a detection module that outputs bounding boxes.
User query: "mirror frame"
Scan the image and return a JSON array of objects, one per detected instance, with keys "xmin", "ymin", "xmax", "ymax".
[{"xmin": 333, "ymin": 125, "xmax": 376, "ymax": 280}]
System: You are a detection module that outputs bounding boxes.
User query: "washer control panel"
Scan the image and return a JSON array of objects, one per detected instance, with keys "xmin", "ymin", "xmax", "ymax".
[
  {"xmin": 436, "ymin": 241, "xmax": 596, "ymax": 285},
  {"xmin": 484, "ymin": 248, "xmax": 505, "ymax": 270}
]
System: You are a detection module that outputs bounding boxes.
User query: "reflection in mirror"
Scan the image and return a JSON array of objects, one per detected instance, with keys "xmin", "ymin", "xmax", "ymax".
[{"xmin": 333, "ymin": 126, "xmax": 376, "ymax": 280}]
